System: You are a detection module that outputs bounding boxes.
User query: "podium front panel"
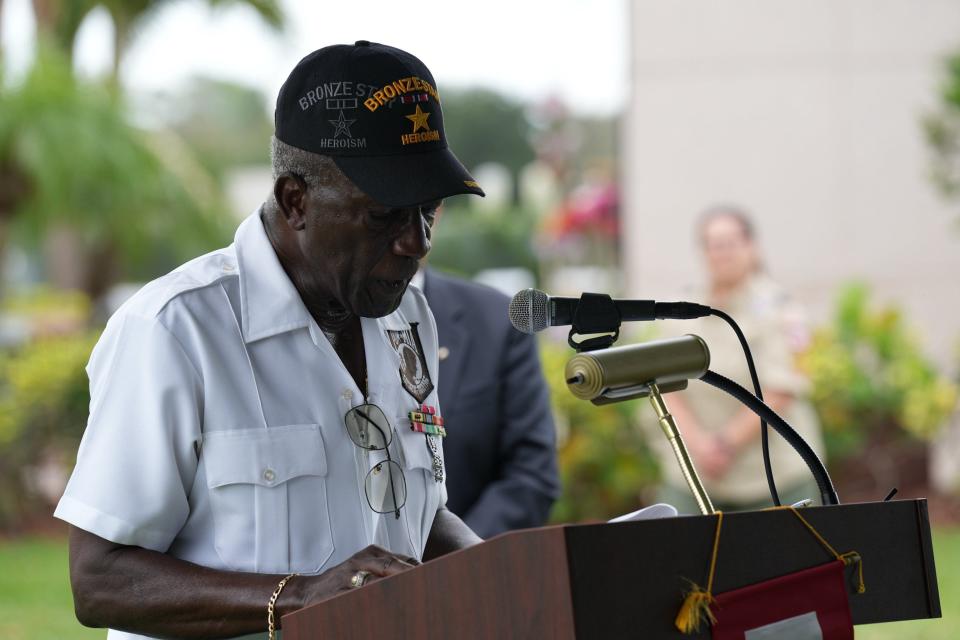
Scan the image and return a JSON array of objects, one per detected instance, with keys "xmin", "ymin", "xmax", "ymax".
[{"xmin": 564, "ymin": 499, "xmax": 940, "ymax": 639}]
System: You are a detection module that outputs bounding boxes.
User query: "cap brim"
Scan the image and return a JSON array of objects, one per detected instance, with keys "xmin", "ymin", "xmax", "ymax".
[{"xmin": 332, "ymin": 147, "xmax": 485, "ymax": 208}]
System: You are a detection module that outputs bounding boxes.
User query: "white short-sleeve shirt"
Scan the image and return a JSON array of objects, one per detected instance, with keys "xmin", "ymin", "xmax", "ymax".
[{"xmin": 55, "ymin": 212, "xmax": 447, "ymax": 640}]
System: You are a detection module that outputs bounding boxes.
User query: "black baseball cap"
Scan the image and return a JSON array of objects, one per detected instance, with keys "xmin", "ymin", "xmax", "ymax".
[{"xmin": 275, "ymin": 41, "xmax": 485, "ymax": 207}]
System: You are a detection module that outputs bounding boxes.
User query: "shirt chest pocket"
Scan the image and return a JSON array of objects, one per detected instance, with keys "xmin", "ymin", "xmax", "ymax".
[{"xmin": 202, "ymin": 424, "xmax": 334, "ymax": 574}]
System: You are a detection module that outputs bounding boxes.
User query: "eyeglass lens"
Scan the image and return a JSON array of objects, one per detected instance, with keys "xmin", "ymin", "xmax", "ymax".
[
  {"xmin": 365, "ymin": 459, "xmax": 406, "ymax": 517},
  {"xmin": 345, "ymin": 404, "xmax": 392, "ymax": 450}
]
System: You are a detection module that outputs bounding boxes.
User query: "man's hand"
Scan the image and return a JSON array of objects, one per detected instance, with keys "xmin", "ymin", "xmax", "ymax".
[
  {"xmin": 290, "ymin": 545, "xmax": 418, "ymax": 605},
  {"xmin": 69, "ymin": 526, "xmax": 419, "ymax": 638}
]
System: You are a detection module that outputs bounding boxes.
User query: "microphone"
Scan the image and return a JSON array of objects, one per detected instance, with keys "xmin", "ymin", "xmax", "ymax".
[
  {"xmin": 565, "ymin": 335, "xmax": 710, "ymax": 402},
  {"xmin": 508, "ymin": 288, "xmax": 711, "ymax": 334}
]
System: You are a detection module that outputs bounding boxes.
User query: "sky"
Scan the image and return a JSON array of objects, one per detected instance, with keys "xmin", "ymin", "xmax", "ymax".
[{"xmin": 1, "ymin": 0, "xmax": 628, "ymax": 116}]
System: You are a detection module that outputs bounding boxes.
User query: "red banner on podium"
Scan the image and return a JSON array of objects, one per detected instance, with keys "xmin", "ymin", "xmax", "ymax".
[{"xmin": 711, "ymin": 560, "xmax": 853, "ymax": 640}]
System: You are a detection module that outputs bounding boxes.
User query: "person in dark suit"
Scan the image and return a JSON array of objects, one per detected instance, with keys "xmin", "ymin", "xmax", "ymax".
[{"xmin": 420, "ymin": 268, "xmax": 560, "ymax": 538}]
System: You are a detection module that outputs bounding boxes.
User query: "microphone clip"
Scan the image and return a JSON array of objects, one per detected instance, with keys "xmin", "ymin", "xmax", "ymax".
[{"xmin": 568, "ymin": 292, "xmax": 621, "ymax": 352}]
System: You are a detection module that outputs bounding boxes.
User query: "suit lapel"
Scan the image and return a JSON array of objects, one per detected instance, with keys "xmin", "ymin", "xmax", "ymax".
[{"xmin": 424, "ymin": 270, "xmax": 469, "ymax": 408}]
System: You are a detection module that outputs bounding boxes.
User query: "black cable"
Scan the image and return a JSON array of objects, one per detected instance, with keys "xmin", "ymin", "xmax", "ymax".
[
  {"xmin": 700, "ymin": 370, "xmax": 839, "ymax": 505},
  {"xmin": 709, "ymin": 308, "xmax": 782, "ymax": 507}
]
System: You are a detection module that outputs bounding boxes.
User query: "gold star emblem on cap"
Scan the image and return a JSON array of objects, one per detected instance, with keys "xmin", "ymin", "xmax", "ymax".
[{"xmin": 405, "ymin": 104, "xmax": 431, "ymax": 133}]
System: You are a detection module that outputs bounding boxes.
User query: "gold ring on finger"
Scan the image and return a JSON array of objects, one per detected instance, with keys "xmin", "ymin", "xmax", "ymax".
[{"xmin": 350, "ymin": 570, "xmax": 372, "ymax": 589}]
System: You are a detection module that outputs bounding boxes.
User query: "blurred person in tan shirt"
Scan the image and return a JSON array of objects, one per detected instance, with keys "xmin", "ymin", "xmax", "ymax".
[{"xmin": 645, "ymin": 205, "xmax": 825, "ymax": 513}]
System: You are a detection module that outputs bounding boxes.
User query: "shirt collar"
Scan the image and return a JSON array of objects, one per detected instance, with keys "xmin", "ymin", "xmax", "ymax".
[
  {"xmin": 234, "ymin": 211, "xmax": 312, "ymax": 343},
  {"xmin": 411, "ymin": 268, "xmax": 425, "ymax": 291}
]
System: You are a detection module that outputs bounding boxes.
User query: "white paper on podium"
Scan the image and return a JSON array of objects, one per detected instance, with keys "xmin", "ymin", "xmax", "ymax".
[{"xmin": 608, "ymin": 503, "xmax": 679, "ymax": 523}]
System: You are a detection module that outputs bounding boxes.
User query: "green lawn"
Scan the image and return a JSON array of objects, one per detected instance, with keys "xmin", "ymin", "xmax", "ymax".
[
  {"xmin": 1, "ymin": 530, "xmax": 957, "ymax": 638},
  {"xmin": 0, "ymin": 537, "xmax": 101, "ymax": 640}
]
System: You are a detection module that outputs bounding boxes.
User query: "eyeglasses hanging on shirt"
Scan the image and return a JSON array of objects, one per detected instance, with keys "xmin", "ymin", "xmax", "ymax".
[{"xmin": 344, "ymin": 404, "xmax": 406, "ymax": 519}]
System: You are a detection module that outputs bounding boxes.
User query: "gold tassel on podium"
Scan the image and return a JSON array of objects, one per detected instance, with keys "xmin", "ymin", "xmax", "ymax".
[
  {"xmin": 675, "ymin": 583, "xmax": 717, "ymax": 633},
  {"xmin": 675, "ymin": 511, "xmax": 724, "ymax": 633}
]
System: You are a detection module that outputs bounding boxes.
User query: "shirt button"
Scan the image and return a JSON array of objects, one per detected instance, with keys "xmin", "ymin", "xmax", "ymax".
[
  {"xmin": 262, "ymin": 468, "xmax": 276, "ymax": 483},
  {"xmin": 222, "ymin": 263, "xmax": 235, "ymax": 272},
  {"xmin": 342, "ymin": 389, "xmax": 353, "ymax": 400}
]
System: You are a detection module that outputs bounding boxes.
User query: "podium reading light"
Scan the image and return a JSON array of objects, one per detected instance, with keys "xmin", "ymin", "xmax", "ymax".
[
  {"xmin": 565, "ymin": 335, "xmax": 715, "ymax": 515},
  {"xmin": 565, "ymin": 335, "xmax": 841, "ymax": 509}
]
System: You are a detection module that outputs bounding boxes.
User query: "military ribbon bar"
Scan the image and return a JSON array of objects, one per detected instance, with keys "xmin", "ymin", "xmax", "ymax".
[
  {"xmin": 411, "ymin": 423, "xmax": 447, "ymax": 437},
  {"xmin": 408, "ymin": 405, "xmax": 446, "ymax": 437},
  {"xmin": 409, "ymin": 412, "xmax": 445, "ymax": 426}
]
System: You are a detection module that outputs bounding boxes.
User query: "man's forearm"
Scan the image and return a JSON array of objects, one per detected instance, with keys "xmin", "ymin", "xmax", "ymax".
[
  {"xmin": 422, "ymin": 507, "xmax": 483, "ymax": 561},
  {"xmin": 69, "ymin": 526, "xmax": 415, "ymax": 638},
  {"xmin": 70, "ymin": 526, "xmax": 299, "ymax": 638}
]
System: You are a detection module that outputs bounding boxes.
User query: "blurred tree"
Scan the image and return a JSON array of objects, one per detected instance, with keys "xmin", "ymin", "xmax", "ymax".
[
  {"xmin": 527, "ymin": 96, "xmax": 617, "ymax": 192},
  {"xmin": 99, "ymin": 0, "xmax": 284, "ymax": 81},
  {"xmin": 441, "ymin": 88, "xmax": 536, "ymax": 204},
  {"xmin": 31, "ymin": 0, "xmax": 92, "ymax": 54},
  {"xmin": 149, "ymin": 75, "xmax": 273, "ymax": 181},
  {"xmin": 925, "ymin": 50, "xmax": 960, "ymax": 225},
  {"xmin": 428, "ymin": 204, "xmax": 540, "ymax": 279},
  {"xmin": 0, "ymin": 48, "xmax": 231, "ymax": 298},
  {"xmin": 0, "ymin": 1, "xmax": 280, "ymax": 298},
  {"xmin": 26, "ymin": 0, "xmax": 284, "ymax": 81}
]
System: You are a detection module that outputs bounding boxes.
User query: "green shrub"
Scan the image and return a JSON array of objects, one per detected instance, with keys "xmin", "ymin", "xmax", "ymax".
[
  {"xmin": 800, "ymin": 284, "xmax": 958, "ymax": 459},
  {"xmin": 0, "ymin": 330, "xmax": 98, "ymax": 528}
]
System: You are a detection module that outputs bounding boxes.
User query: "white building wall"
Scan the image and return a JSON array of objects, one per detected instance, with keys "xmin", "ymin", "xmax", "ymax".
[{"xmin": 623, "ymin": 0, "xmax": 960, "ymax": 367}]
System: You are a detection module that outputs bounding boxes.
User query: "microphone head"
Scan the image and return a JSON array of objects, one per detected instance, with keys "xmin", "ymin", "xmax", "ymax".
[{"xmin": 509, "ymin": 288, "xmax": 550, "ymax": 334}]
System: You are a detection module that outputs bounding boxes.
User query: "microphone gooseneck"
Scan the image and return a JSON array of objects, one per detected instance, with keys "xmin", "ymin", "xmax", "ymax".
[{"xmin": 699, "ymin": 370, "xmax": 839, "ymax": 506}]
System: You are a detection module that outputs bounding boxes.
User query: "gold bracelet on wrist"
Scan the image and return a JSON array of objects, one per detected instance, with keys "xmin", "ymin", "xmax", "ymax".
[{"xmin": 267, "ymin": 573, "xmax": 299, "ymax": 640}]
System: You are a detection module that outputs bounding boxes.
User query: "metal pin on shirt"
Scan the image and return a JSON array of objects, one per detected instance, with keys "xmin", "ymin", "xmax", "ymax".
[{"xmin": 426, "ymin": 435, "xmax": 444, "ymax": 483}]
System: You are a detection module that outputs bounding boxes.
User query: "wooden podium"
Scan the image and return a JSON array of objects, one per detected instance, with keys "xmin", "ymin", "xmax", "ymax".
[{"xmin": 282, "ymin": 499, "xmax": 940, "ymax": 639}]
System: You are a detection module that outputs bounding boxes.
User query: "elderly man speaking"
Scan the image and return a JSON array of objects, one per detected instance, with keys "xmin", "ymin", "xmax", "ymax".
[{"xmin": 55, "ymin": 41, "xmax": 485, "ymax": 639}]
